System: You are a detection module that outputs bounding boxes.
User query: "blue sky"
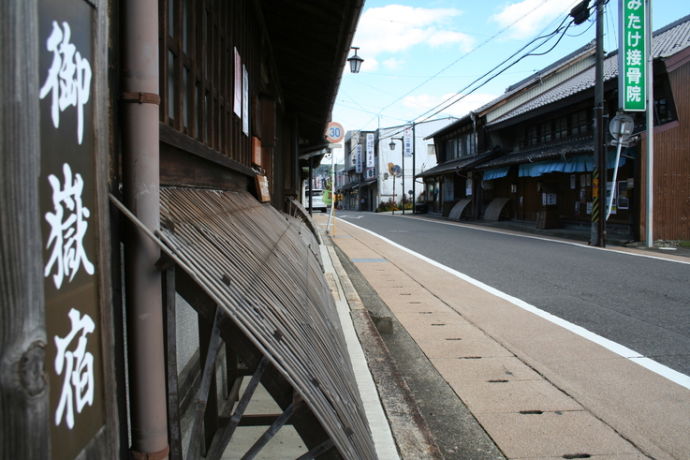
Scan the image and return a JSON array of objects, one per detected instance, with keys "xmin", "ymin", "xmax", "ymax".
[{"xmin": 333, "ymin": 0, "xmax": 689, "ymax": 135}]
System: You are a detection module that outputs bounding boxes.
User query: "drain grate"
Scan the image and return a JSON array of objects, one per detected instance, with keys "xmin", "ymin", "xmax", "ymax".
[
  {"xmin": 563, "ymin": 454, "xmax": 591, "ymax": 459},
  {"xmin": 430, "ymin": 323, "xmax": 446, "ymax": 326},
  {"xmin": 488, "ymin": 379, "xmax": 509, "ymax": 383},
  {"xmin": 445, "ymin": 338, "xmax": 462, "ymax": 341},
  {"xmin": 458, "ymin": 356, "xmax": 482, "ymax": 360},
  {"xmin": 519, "ymin": 410, "xmax": 543, "ymax": 415}
]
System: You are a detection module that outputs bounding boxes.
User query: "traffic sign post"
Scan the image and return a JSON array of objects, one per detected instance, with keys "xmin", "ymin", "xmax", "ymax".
[
  {"xmin": 325, "ymin": 122, "xmax": 343, "ymax": 235},
  {"xmin": 325, "ymin": 122, "xmax": 344, "ymax": 143},
  {"xmin": 606, "ymin": 114, "xmax": 635, "ymax": 220}
]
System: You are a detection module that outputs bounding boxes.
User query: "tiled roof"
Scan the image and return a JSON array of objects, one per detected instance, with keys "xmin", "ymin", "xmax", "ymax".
[
  {"xmin": 487, "ymin": 14, "xmax": 690, "ymax": 127},
  {"xmin": 653, "ymin": 14, "xmax": 690, "ymax": 58},
  {"xmin": 488, "ymin": 57, "xmax": 617, "ymax": 126}
]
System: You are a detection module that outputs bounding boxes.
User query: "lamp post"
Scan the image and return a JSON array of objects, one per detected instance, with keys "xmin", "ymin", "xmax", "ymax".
[
  {"xmin": 389, "ymin": 137, "xmax": 405, "ymax": 214},
  {"xmin": 347, "ymin": 47, "xmax": 364, "ymax": 73}
]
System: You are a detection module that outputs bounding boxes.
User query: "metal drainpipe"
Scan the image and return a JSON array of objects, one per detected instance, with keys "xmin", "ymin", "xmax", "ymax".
[{"xmin": 122, "ymin": 0, "xmax": 169, "ymax": 458}]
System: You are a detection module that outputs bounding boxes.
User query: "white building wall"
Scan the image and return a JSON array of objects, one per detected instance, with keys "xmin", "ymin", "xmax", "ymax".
[{"xmin": 375, "ymin": 118, "xmax": 456, "ymax": 209}]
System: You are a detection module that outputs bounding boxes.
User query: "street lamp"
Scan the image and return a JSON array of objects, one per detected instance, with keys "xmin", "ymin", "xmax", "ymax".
[
  {"xmin": 347, "ymin": 47, "xmax": 364, "ymax": 73},
  {"xmin": 389, "ymin": 137, "xmax": 405, "ymax": 214}
]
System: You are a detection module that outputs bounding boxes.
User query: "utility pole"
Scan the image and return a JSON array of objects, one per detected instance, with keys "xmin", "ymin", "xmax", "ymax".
[
  {"xmin": 402, "ymin": 144, "xmax": 405, "ymax": 215},
  {"xmin": 591, "ymin": 0, "xmax": 606, "ymax": 247},
  {"xmin": 645, "ymin": 0, "xmax": 654, "ymax": 248},
  {"xmin": 412, "ymin": 122, "xmax": 416, "ymax": 214}
]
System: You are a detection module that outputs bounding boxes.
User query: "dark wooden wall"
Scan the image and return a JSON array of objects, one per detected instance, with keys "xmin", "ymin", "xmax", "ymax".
[{"xmin": 640, "ymin": 60, "xmax": 690, "ymax": 240}]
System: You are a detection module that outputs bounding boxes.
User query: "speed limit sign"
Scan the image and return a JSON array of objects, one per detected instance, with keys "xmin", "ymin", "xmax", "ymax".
[{"xmin": 325, "ymin": 122, "xmax": 344, "ymax": 143}]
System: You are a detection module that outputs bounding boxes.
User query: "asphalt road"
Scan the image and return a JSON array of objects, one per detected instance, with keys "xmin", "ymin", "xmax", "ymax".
[{"xmin": 336, "ymin": 211, "xmax": 690, "ymax": 376}]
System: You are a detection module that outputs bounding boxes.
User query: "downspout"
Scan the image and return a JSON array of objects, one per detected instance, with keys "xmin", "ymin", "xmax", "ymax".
[{"xmin": 122, "ymin": 1, "xmax": 169, "ymax": 458}]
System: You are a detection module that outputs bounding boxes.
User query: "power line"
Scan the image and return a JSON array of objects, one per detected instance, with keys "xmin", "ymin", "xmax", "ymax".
[
  {"xmin": 358, "ymin": 0, "xmax": 581, "ymax": 130},
  {"xmin": 375, "ymin": 6, "xmax": 557, "ymax": 115},
  {"xmin": 380, "ymin": 12, "xmax": 580, "ymax": 141},
  {"xmin": 416, "ymin": 23, "xmax": 574, "ymax": 123},
  {"xmin": 412, "ymin": 1, "xmax": 605, "ymax": 125}
]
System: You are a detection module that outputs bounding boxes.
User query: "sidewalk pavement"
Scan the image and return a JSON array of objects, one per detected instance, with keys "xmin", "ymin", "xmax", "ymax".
[{"xmin": 317, "ymin": 213, "xmax": 690, "ymax": 460}]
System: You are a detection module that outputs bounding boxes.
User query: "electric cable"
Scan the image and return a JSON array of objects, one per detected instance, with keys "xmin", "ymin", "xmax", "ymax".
[
  {"xmin": 379, "ymin": 17, "xmax": 577, "ymax": 140},
  {"xmin": 357, "ymin": 0, "xmax": 581, "ymax": 130},
  {"xmin": 413, "ymin": 12, "xmax": 574, "ymax": 123}
]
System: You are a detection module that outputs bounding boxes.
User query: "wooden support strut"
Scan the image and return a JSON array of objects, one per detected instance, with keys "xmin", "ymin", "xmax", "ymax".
[
  {"xmin": 185, "ymin": 308, "xmax": 224, "ymax": 459},
  {"xmin": 296, "ymin": 439, "xmax": 336, "ymax": 460},
  {"xmin": 162, "ymin": 267, "xmax": 183, "ymax": 460},
  {"xmin": 241, "ymin": 397, "xmax": 304, "ymax": 460},
  {"xmin": 205, "ymin": 356, "xmax": 271, "ymax": 459}
]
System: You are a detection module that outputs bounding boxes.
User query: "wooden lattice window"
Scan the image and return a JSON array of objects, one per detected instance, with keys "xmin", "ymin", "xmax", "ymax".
[
  {"xmin": 161, "ymin": 0, "xmax": 252, "ymax": 166},
  {"xmin": 553, "ymin": 117, "xmax": 568, "ymax": 141}
]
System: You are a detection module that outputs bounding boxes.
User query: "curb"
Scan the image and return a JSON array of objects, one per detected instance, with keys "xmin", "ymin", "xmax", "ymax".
[{"xmin": 324, "ymin": 240, "xmax": 442, "ymax": 460}]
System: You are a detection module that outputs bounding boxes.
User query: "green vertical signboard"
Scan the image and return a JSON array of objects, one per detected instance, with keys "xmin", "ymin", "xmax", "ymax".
[{"xmin": 619, "ymin": 0, "xmax": 647, "ymax": 111}]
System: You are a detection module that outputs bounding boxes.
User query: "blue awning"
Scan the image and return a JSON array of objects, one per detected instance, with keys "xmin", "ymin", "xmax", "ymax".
[
  {"xmin": 483, "ymin": 167, "xmax": 510, "ymax": 180},
  {"xmin": 518, "ymin": 153, "xmax": 626, "ymax": 177}
]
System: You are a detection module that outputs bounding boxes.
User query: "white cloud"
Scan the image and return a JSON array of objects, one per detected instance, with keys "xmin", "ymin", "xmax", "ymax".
[
  {"xmin": 403, "ymin": 92, "xmax": 498, "ymax": 119},
  {"xmin": 491, "ymin": 0, "xmax": 579, "ymax": 39},
  {"xmin": 360, "ymin": 57, "xmax": 379, "ymax": 72},
  {"xmin": 352, "ymin": 5, "xmax": 474, "ymax": 58},
  {"xmin": 383, "ymin": 58, "xmax": 404, "ymax": 70}
]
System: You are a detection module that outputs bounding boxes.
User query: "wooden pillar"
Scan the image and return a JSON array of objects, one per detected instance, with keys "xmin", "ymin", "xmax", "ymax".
[{"xmin": 0, "ymin": 1, "xmax": 50, "ymax": 458}]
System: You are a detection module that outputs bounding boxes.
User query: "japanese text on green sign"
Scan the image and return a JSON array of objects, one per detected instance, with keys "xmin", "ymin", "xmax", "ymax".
[{"xmin": 618, "ymin": 0, "xmax": 646, "ymax": 111}]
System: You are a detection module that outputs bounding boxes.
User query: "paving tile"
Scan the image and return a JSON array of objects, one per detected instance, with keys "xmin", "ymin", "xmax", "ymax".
[
  {"xmin": 395, "ymin": 311, "xmax": 473, "ymax": 328},
  {"xmin": 386, "ymin": 298, "xmax": 452, "ymax": 313},
  {"xmin": 417, "ymin": 337, "xmax": 514, "ymax": 359},
  {"xmin": 454, "ymin": 379, "xmax": 582, "ymax": 414},
  {"xmin": 475, "ymin": 411, "xmax": 640, "ymax": 459},
  {"xmin": 542, "ymin": 357, "xmax": 690, "ymax": 460},
  {"xmin": 395, "ymin": 310, "xmax": 469, "ymax": 323},
  {"xmin": 431, "ymin": 356, "xmax": 543, "ymax": 383},
  {"xmin": 526, "ymin": 455, "xmax": 650, "ymax": 460}
]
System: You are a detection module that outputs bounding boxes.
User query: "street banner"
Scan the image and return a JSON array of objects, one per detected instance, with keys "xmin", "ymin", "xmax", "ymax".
[
  {"xmin": 366, "ymin": 133, "xmax": 375, "ymax": 168},
  {"xmin": 618, "ymin": 0, "xmax": 647, "ymax": 111},
  {"xmin": 403, "ymin": 126, "xmax": 413, "ymax": 157}
]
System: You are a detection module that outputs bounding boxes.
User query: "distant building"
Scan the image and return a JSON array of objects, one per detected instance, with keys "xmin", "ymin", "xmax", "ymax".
[
  {"xmin": 338, "ymin": 118, "xmax": 456, "ymax": 211},
  {"xmin": 1, "ymin": 1, "xmax": 376, "ymax": 458},
  {"xmin": 424, "ymin": 14, "xmax": 690, "ymax": 241}
]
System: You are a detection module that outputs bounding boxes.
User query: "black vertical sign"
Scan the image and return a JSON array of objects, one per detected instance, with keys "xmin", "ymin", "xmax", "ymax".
[{"xmin": 38, "ymin": 0, "xmax": 105, "ymax": 458}]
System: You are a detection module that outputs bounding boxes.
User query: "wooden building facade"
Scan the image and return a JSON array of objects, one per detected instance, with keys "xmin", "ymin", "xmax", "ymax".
[
  {"xmin": 423, "ymin": 15, "xmax": 690, "ymax": 242},
  {"xmin": 2, "ymin": 1, "xmax": 375, "ymax": 459}
]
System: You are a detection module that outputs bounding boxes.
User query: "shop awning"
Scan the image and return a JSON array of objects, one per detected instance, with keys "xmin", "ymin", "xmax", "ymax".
[
  {"xmin": 518, "ymin": 153, "xmax": 627, "ymax": 177},
  {"xmin": 417, "ymin": 148, "xmax": 501, "ymax": 178},
  {"xmin": 483, "ymin": 167, "xmax": 510, "ymax": 180},
  {"xmin": 156, "ymin": 188, "xmax": 375, "ymax": 458}
]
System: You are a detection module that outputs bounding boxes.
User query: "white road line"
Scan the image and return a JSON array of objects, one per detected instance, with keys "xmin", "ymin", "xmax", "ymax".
[{"xmin": 338, "ymin": 217, "xmax": 690, "ymax": 391}]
